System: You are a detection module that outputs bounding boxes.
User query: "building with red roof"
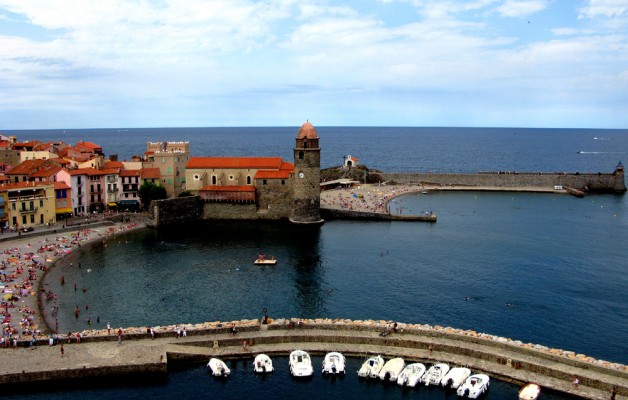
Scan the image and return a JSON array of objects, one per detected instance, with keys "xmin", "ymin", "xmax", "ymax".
[{"xmin": 171, "ymin": 121, "xmax": 321, "ymax": 223}]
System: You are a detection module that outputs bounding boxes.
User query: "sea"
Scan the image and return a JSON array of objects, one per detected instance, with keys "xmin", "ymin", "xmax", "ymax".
[{"xmin": 1, "ymin": 126, "xmax": 627, "ymax": 400}]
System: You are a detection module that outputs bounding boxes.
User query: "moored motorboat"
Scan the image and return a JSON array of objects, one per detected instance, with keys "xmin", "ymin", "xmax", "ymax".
[
  {"xmin": 518, "ymin": 382, "xmax": 541, "ymax": 400},
  {"xmin": 422, "ymin": 363, "xmax": 450, "ymax": 386},
  {"xmin": 253, "ymin": 354, "xmax": 274, "ymax": 373},
  {"xmin": 207, "ymin": 357, "xmax": 231, "ymax": 377},
  {"xmin": 457, "ymin": 374, "xmax": 490, "ymax": 398},
  {"xmin": 357, "ymin": 355, "xmax": 384, "ymax": 378},
  {"xmin": 289, "ymin": 350, "xmax": 313, "ymax": 377},
  {"xmin": 378, "ymin": 357, "xmax": 405, "ymax": 382},
  {"xmin": 397, "ymin": 362, "xmax": 426, "ymax": 387},
  {"xmin": 441, "ymin": 367, "xmax": 471, "ymax": 389},
  {"xmin": 322, "ymin": 351, "xmax": 346, "ymax": 376}
]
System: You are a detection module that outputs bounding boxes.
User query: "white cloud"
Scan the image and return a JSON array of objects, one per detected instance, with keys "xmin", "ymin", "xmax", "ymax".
[
  {"xmin": 0, "ymin": 0, "xmax": 626, "ymax": 128},
  {"xmin": 496, "ymin": 0, "xmax": 549, "ymax": 18},
  {"xmin": 578, "ymin": 0, "xmax": 628, "ymax": 18}
]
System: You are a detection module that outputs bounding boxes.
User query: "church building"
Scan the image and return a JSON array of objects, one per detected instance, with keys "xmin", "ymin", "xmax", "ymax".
[{"xmin": 183, "ymin": 121, "xmax": 323, "ymax": 224}]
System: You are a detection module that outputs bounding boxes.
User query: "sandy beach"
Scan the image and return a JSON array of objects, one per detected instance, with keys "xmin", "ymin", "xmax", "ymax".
[
  {"xmin": 0, "ymin": 220, "xmax": 145, "ymax": 345},
  {"xmin": 320, "ymin": 183, "xmax": 561, "ymax": 214}
]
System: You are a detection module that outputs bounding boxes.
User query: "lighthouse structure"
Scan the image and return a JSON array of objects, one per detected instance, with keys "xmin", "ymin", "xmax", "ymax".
[{"xmin": 290, "ymin": 121, "xmax": 324, "ymax": 225}]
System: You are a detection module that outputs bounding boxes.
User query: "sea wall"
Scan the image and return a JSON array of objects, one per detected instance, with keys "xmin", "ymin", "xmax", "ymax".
[
  {"xmin": 149, "ymin": 196, "xmax": 203, "ymax": 227},
  {"xmin": 383, "ymin": 170, "xmax": 626, "ymax": 193},
  {"xmin": 321, "ymin": 208, "xmax": 436, "ymax": 222},
  {"xmin": 3, "ymin": 318, "xmax": 626, "ymax": 399}
]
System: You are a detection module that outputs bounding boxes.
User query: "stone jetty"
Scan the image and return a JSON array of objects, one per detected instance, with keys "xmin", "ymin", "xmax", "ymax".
[{"xmin": 0, "ymin": 318, "xmax": 626, "ymax": 400}]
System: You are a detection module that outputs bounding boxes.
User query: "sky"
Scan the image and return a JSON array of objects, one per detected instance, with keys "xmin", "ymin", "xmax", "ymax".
[{"xmin": 0, "ymin": 0, "xmax": 627, "ymax": 129}]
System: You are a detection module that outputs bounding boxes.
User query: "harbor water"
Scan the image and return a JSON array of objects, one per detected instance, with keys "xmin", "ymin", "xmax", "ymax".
[{"xmin": 4, "ymin": 126, "xmax": 627, "ymax": 399}]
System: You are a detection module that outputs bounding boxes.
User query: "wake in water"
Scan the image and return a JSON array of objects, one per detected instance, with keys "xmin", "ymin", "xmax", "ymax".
[{"xmin": 577, "ymin": 151, "xmax": 627, "ymax": 154}]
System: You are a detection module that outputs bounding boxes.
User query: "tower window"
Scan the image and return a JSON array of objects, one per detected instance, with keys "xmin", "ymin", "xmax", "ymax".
[
  {"xmin": 247, "ymin": 176, "xmax": 251, "ymax": 185},
  {"xmin": 212, "ymin": 175, "xmax": 217, "ymax": 185},
  {"xmin": 299, "ymin": 151, "xmax": 304, "ymax": 160}
]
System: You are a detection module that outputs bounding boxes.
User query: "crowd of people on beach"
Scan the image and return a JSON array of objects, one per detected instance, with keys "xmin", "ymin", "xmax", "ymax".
[
  {"xmin": 0, "ymin": 222, "xmax": 142, "ymax": 348},
  {"xmin": 319, "ymin": 184, "xmax": 425, "ymax": 214}
]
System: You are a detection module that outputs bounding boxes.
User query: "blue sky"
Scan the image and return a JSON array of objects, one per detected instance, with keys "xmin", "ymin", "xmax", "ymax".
[{"xmin": 0, "ymin": 0, "xmax": 627, "ymax": 129}]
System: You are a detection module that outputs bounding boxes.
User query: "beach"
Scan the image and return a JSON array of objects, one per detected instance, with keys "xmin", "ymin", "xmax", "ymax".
[
  {"xmin": 320, "ymin": 183, "xmax": 561, "ymax": 214},
  {"xmin": 0, "ymin": 220, "xmax": 145, "ymax": 344}
]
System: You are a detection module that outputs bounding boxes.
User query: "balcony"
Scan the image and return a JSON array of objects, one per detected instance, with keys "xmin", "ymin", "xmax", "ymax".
[{"xmin": 19, "ymin": 207, "xmax": 38, "ymax": 213}]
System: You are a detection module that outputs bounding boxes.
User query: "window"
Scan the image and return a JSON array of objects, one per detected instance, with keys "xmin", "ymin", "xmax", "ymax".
[
  {"xmin": 30, "ymin": 214, "xmax": 34, "ymax": 223},
  {"xmin": 162, "ymin": 158, "xmax": 166, "ymax": 163},
  {"xmin": 229, "ymin": 175, "xmax": 234, "ymax": 181},
  {"xmin": 194, "ymin": 174, "xmax": 200, "ymax": 180},
  {"xmin": 212, "ymin": 176, "xmax": 217, "ymax": 185},
  {"xmin": 282, "ymin": 180, "xmax": 285, "ymax": 185},
  {"xmin": 40, "ymin": 200, "xmax": 43, "ymax": 207},
  {"xmin": 263, "ymin": 179, "xmax": 267, "ymax": 185},
  {"xmin": 299, "ymin": 151, "xmax": 304, "ymax": 159},
  {"xmin": 247, "ymin": 176, "xmax": 251, "ymax": 185},
  {"xmin": 12, "ymin": 203, "xmax": 16, "ymax": 210}
]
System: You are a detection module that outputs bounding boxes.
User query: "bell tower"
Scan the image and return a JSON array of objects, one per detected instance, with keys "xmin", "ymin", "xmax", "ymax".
[{"xmin": 290, "ymin": 121, "xmax": 323, "ymax": 224}]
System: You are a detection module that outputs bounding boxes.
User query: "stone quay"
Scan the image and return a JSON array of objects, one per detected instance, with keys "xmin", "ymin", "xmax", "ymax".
[{"xmin": 0, "ymin": 318, "xmax": 626, "ymax": 400}]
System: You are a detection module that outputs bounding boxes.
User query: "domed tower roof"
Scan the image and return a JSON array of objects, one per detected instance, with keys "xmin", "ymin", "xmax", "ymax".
[{"xmin": 296, "ymin": 121, "xmax": 318, "ymax": 139}]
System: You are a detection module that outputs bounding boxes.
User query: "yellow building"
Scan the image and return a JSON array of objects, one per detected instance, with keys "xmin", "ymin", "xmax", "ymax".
[{"xmin": 0, "ymin": 181, "xmax": 56, "ymax": 229}]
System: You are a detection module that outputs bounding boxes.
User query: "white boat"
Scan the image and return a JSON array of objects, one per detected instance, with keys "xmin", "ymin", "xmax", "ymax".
[
  {"xmin": 397, "ymin": 362, "xmax": 426, "ymax": 387},
  {"xmin": 207, "ymin": 357, "xmax": 231, "ymax": 377},
  {"xmin": 253, "ymin": 354, "xmax": 274, "ymax": 373},
  {"xmin": 254, "ymin": 255, "xmax": 277, "ymax": 265},
  {"xmin": 457, "ymin": 374, "xmax": 490, "ymax": 399},
  {"xmin": 357, "ymin": 355, "xmax": 384, "ymax": 378},
  {"xmin": 441, "ymin": 367, "xmax": 471, "ymax": 389},
  {"xmin": 378, "ymin": 357, "xmax": 405, "ymax": 381},
  {"xmin": 518, "ymin": 382, "xmax": 541, "ymax": 400},
  {"xmin": 422, "ymin": 363, "xmax": 450, "ymax": 386},
  {"xmin": 322, "ymin": 352, "xmax": 346, "ymax": 376},
  {"xmin": 289, "ymin": 350, "xmax": 313, "ymax": 377}
]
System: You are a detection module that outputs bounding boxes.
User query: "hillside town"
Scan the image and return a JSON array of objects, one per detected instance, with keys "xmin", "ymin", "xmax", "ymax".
[{"xmin": 0, "ymin": 134, "xmax": 189, "ymax": 231}]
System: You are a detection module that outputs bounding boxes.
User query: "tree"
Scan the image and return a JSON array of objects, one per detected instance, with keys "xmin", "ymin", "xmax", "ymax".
[{"xmin": 138, "ymin": 181, "xmax": 167, "ymax": 209}]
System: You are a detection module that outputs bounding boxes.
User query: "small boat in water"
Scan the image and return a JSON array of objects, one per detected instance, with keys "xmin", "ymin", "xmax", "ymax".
[
  {"xmin": 378, "ymin": 357, "xmax": 405, "ymax": 382},
  {"xmin": 397, "ymin": 362, "xmax": 426, "ymax": 387},
  {"xmin": 322, "ymin": 351, "xmax": 346, "ymax": 376},
  {"xmin": 441, "ymin": 367, "xmax": 471, "ymax": 389},
  {"xmin": 253, "ymin": 354, "xmax": 274, "ymax": 373},
  {"xmin": 423, "ymin": 363, "xmax": 450, "ymax": 386},
  {"xmin": 289, "ymin": 350, "xmax": 313, "ymax": 377},
  {"xmin": 207, "ymin": 357, "xmax": 231, "ymax": 377},
  {"xmin": 357, "ymin": 355, "xmax": 384, "ymax": 378},
  {"xmin": 518, "ymin": 382, "xmax": 541, "ymax": 400},
  {"xmin": 254, "ymin": 254, "xmax": 277, "ymax": 265},
  {"xmin": 457, "ymin": 374, "xmax": 490, "ymax": 398}
]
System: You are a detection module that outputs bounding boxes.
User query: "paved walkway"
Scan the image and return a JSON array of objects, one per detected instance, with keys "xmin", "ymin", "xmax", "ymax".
[{"xmin": 0, "ymin": 322, "xmax": 625, "ymax": 400}]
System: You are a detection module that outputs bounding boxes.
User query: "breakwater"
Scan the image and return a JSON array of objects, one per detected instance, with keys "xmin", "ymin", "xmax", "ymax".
[
  {"xmin": 383, "ymin": 165, "xmax": 626, "ymax": 193},
  {"xmin": 2, "ymin": 319, "xmax": 626, "ymax": 399}
]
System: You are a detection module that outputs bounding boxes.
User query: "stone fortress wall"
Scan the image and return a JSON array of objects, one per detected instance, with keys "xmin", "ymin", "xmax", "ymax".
[{"xmin": 383, "ymin": 168, "xmax": 626, "ymax": 193}]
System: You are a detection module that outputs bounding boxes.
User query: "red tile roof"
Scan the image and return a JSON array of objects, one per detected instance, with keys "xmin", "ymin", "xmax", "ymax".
[
  {"xmin": 104, "ymin": 161, "xmax": 124, "ymax": 168},
  {"xmin": 0, "ymin": 181, "xmax": 52, "ymax": 191},
  {"xmin": 76, "ymin": 141, "xmax": 102, "ymax": 150},
  {"xmin": 255, "ymin": 170, "xmax": 291, "ymax": 179},
  {"xmin": 5, "ymin": 159, "xmax": 47, "ymax": 175},
  {"xmin": 141, "ymin": 168, "xmax": 160, "ymax": 179},
  {"xmin": 187, "ymin": 157, "xmax": 284, "ymax": 170},
  {"xmin": 280, "ymin": 161, "xmax": 294, "ymax": 171},
  {"xmin": 119, "ymin": 169, "xmax": 140, "ymax": 177},
  {"xmin": 200, "ymin": 185, "xmax": 256, "ymax": 192},
  {"xmin": 54, "ymin": 181, "xmax": 71, "ymax": 190}
]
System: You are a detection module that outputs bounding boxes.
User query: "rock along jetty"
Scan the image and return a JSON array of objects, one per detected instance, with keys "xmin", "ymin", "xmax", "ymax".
[{"xmin": 0, "ymin": 318, "xmax": 626, "ymax": 400}]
